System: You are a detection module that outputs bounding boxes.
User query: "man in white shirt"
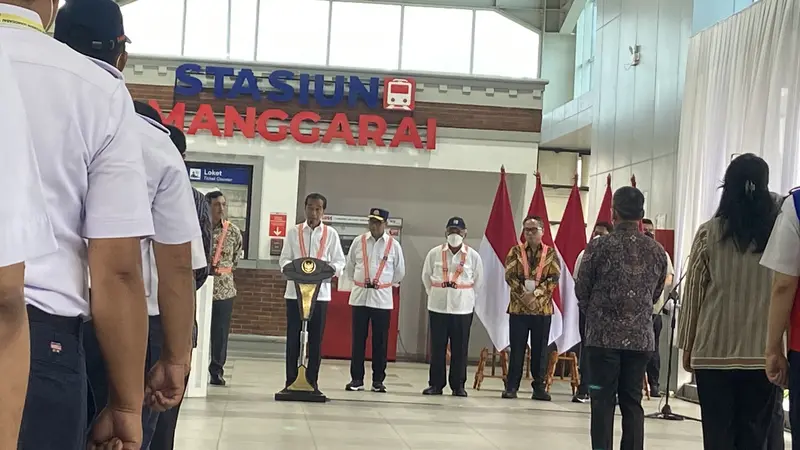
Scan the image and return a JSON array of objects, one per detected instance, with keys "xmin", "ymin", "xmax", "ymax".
[
  {"xmin": 279, "ymin": 193, "xmax": 346, "ymax": 394},
  {"xmin": 761, "ymin": 190, "xmax": 800, "ymax": 448},
  {"xmin": 1, "ymin": 1, "xmax": 154, "ymax": 448},
  {"xmin": 572, "ymin": 221, "xmax": 612, "ymax": 403},
  {"xmin": 344, "ymin": 208, "xmax": 406, "ymax": 393},
  {"xmin": 54, "ymin": 4, "xmax": 203, "ymax": 446},
  {"xmin": 642, "ymin": 219, "xmax": 674, "ymax": 398},
  {"xmin": 0, "ymin": 42, "xmax": 57, "ymax": 450},
  {"xmin": 421, "ymin": 217, "xmax": 483, "ymax": 397}
]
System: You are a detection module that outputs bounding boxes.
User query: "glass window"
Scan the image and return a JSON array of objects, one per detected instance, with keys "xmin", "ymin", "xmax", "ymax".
[
  {"xmin": 257, "ymin": 0, "xmax": 330, "ymax": 66},
  {"xmin": 122, "ymin": 0, "xmax": 185, "ymax": 57},
  {"xmin": 472, "ymin": 10, "xmax": 540, "ymax": 78},
  {"xmin": 401, "ymin": 6, "xmax": 473, "ymax": 74},
  {"xmin": 230, "ymin": 0, "xmax": 259, "ymax": 61},
  {"xmin": 183, "ymin": 0, "xmax": 229, "ymax": 59},
  {"xmin": 329, "ymin": 2, "xmax": 401, "ymax": 70}
]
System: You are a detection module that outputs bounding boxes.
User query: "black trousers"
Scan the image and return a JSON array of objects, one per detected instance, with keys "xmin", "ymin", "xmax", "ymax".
[
  {"xmin": 576, "ymin": 312, "xmax": 589, "ymax": 395},
  {"xmin": 695, "ymin": 369, "xmax": 779, "ymax": 449},
  {"xmin": 506, "ymin": 314, "xmax": 551, "ymax": 391},
  {"xmin": 645, "ymin": 315, "xmax": 663, "ymax": 389},
  {"xmin": 285, "ymin": 299, "xmax": 328, "ymax": 387},
  {"xmin": 586, "ymin": 346, "xmax": 651, "ymax": 450},
  {"xmin": 766, "ymin": 386, "xmax": 786, "ymax": 450},
  {"xmin": 790, "ymin": 352, "xmax": 800, "ymax": 450},
  {"xmin": 350, "ymin": 306, "xmax": 391, "ymax": 383},
  {"xmin": 84, "ymin": 315, "xmax": 164, "ymax": 450},
  {"xmin": 150, "ymin": 373, "xmax": 190, "ymax": 450},
  {"xmin": 18, "ymin": 306, "xmax": 86, "ymax": 450},
  {"xmin": 428, "ymin": 311, "xmax": 473, "ymax": 391},
  {"xmin": 209, "ymin": 297, "xmax": 234, "ymax": 379}
]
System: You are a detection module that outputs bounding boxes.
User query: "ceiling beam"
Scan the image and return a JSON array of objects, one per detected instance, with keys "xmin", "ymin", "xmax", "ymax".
[{"xmin": 559, "ymin": 0, "xmax": 584, "ymax": 34}]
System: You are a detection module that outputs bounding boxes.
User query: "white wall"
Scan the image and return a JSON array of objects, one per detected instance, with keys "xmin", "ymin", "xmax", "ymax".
[
  {"xmin": 587, "ymin": 0, "xmax": 693, "ymax": 231},
  {"xmin": 540, "ymin": 33, "xmax": 577, "ymax": 113},
  {"xmin": 298, "ymin": 162, "xmax": 528, "ymax": 359}
]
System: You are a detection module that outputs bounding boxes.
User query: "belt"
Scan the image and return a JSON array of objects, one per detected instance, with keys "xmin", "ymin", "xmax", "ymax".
[{"xmin": 26, "ymin": 305, "xmax": 82, "ymax": 335}]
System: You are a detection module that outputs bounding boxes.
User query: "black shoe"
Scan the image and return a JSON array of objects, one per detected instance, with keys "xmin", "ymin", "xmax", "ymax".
[
  {"xmin": 422, "ymin": 386, "xmax": 443, "ymax": 395},
  {"xmin": 501, "ymin": 390, "xmax": 518, "ymax": 399},
  {"xmin": 209, "ymin": 376, "xmax": 226, "ymax": 386},
  {"xmin": 452, "ymin": 388, "xmax": 468, "ymax": 397},
  {"xmin": 572, "ymin": 392, "xmax": 590, "ymax": 403},
  {"xmin": 650, "ymin": 387, "xmax": 662, "ymax": 398},
  {"xmin": 371, "ymin": 382, "xmax": 387, "ymax": 393},
  {"xmin": 345, "ymin": 380, "xmax": 365, "ymax": 391},
  {"xmin": 532, "ymin": 386, "xmax": 552, "ymax": 402}
]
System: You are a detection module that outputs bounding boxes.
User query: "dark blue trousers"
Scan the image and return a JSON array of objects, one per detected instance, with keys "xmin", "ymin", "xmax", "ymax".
[
  {"xmin": 18, "ymin": 306, "xmax": 87, "ymax": 450},
  {"xmin": 84, "ymin": 315, "xmax": 164, "ymax": 450}
]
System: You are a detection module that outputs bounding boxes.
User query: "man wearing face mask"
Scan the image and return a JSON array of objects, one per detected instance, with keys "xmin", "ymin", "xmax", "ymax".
[
  {"xmin": 502, "ymin": 216, "xmax": 561, "ymax": 401},
  {"xmin": 0, "ymin": 0, "xmax": 155, "ymax": 448},
  {"xmin": 421, "ymin": 217, "xmax": 484, "ymax": 397},
  {"xmin": 641, "ymin": 219, "xmax": 674, "ymax": 398},
  {"xmin": 344, "ymin": 208, "xmax": 406, "ymax": 393}
]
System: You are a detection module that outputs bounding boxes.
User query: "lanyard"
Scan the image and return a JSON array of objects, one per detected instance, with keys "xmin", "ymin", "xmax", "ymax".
[
  {"xmin": 519, "ymin": 242, "xmax": 549, "ymax": 282},
  {"xmin": 297, "ymin": 223, "xmax": 328, "ymax": 259},
  {"xmin": 212, "ymin": 221, "xmax": 230, "ymax": 267},
  {"xmin": 441, "ymin": 245, "xmax": 468, "ymax": 284},
  {"xmin": 362, "ymin": 233, "xmax": 394, "ymax": 284},
  {"xmin": 0, "ymin": 13, "xmax": 45, "ymax": 33}
]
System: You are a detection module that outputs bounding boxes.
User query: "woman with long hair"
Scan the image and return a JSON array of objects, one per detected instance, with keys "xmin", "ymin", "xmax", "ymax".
[{"xmin": 678, "ymin": 154, "xmax": 782, "ymax": 449}]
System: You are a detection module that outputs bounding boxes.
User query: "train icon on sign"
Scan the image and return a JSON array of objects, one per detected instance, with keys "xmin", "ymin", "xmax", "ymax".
[{"xmin": 383, "ymin": 78, "xmax": 416, "ymax": 111}]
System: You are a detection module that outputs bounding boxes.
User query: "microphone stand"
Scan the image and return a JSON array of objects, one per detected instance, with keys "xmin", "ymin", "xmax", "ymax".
[{"xmin": 645, "ymin": 287, "xmax": 700, "ymax": 422}]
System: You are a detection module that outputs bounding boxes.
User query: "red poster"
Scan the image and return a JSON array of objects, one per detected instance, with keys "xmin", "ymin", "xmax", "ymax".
[{"xmin": 269, "ymin": 213, "xmax": 287, "ymax": 238}]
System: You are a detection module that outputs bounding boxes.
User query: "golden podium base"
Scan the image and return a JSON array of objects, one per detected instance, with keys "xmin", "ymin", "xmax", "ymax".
[{"xmin": 274, "ymin": 365, "xmax": 328, "ymax": 403}]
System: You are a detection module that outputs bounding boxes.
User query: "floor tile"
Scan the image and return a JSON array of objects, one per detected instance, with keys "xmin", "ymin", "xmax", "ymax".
[{"xmin": 172, "ymin": 357, "xmax": 790, "ymax": 449}]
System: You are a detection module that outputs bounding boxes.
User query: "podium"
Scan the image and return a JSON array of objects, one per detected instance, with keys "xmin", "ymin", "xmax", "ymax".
[{"xmin": 275, "ymin": 257, "xmax": 335, "ymax": 403}]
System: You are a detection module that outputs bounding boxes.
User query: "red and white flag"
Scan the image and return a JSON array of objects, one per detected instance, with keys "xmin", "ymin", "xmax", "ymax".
[
  {"xmin": 524, "ymin": 173, "xmax": 563, "ymax": 344},
  {"xmin": 593, "ymin": 174, "xmax": 613, "ymax": 232},
  {"xmin": 553, "ymin": 181, "xmax": 587, "ymax": 353},
  {"xmin": 475, "ymin": 167, "xmax": 518, "ymax": 351},
  {"xmin": 631, "ymin": 175, "xmax": 644, "ymax": 232}
]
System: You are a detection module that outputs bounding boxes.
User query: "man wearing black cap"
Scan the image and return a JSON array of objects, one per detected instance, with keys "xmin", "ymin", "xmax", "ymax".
[
  {"xmin": 54, "ymin": 3, "xmax": 203, "ymax": 448},
  {"xmin": 421, "ymin": 217, "xmax": 483, "ymax": 397},
  {"xmin": 575, "ymin": 187, "xmax": 668, "ymax": 450},
  {"xmin": 0, "ymin": 0, "xmax": 155, "ymax": 448},
  {"xmin": 344, "ymin": 208, "xmax": 406, "ymax": 393}
]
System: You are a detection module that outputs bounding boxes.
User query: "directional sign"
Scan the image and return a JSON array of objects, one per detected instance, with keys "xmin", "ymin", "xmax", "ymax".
[{"xmin": 269, "ymin": 213, "xmax": 288, "ymax": 238}]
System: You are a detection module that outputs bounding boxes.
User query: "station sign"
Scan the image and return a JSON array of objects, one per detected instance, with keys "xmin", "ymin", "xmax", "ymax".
[{"xmin": 150, "ymin": 65, "xmax": 436, "ymax": 150}]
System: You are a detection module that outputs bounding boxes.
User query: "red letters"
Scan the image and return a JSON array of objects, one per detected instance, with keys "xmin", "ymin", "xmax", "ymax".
[
  {"xmin": 322, "ymin": 113, "xmax": 356, "ymax": 146},
  {"xmin": 224, "ymin": 106, "xmax": 256, "ymax": 138},
  {"xmin": 148, "ymin": 101, "xmax": 435, "ymax": 150},
  {"xmin": 188, "ymin": 104, "xmax": 221, "ymax": 137}
]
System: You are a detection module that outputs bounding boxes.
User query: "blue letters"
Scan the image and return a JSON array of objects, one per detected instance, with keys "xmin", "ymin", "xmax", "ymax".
[
  {"xmin": 206, "ymin": 66, "xmax": 235, "ymax": 98},
  {"xmin": 174, "ymin": 63, "xmax": 203, "ymax": 96},
  {"xmin": 228, "ymin": 68, "xmax": 261, "ymax": 101},
  {"xmin": 173, "ymin": 65, "xmax": 382, "ymax": 109},
  {"xmin": 267, "ymin": 70, "xmax": 295, "ymax": 103}
]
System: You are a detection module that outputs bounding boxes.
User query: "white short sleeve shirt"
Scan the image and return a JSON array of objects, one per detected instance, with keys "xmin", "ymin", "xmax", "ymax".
[
  {"xmin": 1, "ymin": 5, "xmax": 154, "ymax": 317},
  {"xmin": 761, "ymin": 195, "xmax": 800, "ymax": 277},
  {"xmin": 127, "ymin": 114, "xmax": 202, "ymax": 315},
  {"xmin": 0, "ymin": 42, "xmax": 56, "ymax": 267}
]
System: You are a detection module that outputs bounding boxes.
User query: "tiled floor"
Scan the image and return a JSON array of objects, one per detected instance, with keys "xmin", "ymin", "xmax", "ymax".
[{"xmin": 174, "ymin": 357, "xmax": 787, "ymax": 449}]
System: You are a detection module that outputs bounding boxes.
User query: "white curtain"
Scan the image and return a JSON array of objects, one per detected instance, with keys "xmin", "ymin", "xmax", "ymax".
[{"xmin": 674, "ymin": 0, "xmax": 800, "ymax": 277}]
